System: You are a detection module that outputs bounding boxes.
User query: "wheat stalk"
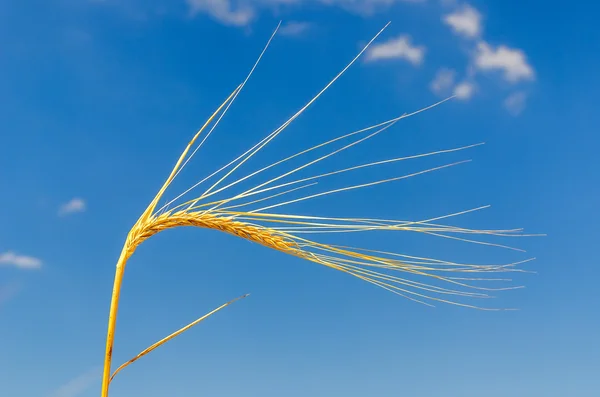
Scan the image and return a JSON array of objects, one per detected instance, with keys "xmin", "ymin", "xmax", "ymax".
[{"xmin": 100, "ymin": 22, "xmax": 538, "ymax": 397}]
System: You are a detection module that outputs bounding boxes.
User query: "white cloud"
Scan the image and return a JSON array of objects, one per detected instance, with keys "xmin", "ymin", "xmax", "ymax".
[
  {"xmin": 474, "ymin": 41, "xmax": 535, "ymax": 83},
  {"xmin": 431, "ymin": 69, "xmax": 474, "ymax": 100},
  {"xmin": 49, "ymin": 367, "xmax": 102, "ymax": 397},
  {"xmin": 0, "ymin": 252, "xmax": 42, "ymax": 270},
  {"xmin": 186, "ymin": 0, "xmax": 255, "ymax": 26},
  {"xmin": 453, "ymin": 81, "xmax": 476, "ymax": 100},
  {"xmin": 185, "ymin": 0, "xmax": 423, "ymax": 26},
  {"xmin": 430, "ymin": 68, "xmax": 456, "ymax": 95},
  {"xmin": 365, "ymin": 34, "xmax": 425, "ymax": 65},
  {"xmin": 430, "ymin": 68, "xmax": 475, "ymax": 100},
  {"xmin": 504, "ymin": 91, "xmax": 527, "ymax": 115},
  {"xmin": 59, "ymin": 198, "xmax": 86, "ymax": 216},
  {"xmin": 443, "ymin": 4, "xmax": 482, "ymax": 38},
  {"xmin": 318, "ymin": 0, "xmax": 425, "ymax": 15},
  {"xmin": 279, "ymin": 21, "xmax": 312, "ymax": 37}
]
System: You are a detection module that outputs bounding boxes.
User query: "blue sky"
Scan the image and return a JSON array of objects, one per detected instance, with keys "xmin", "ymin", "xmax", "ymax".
[{"xmin": 1, "ymin": 0, "xmax": 599, "ymax": 396}]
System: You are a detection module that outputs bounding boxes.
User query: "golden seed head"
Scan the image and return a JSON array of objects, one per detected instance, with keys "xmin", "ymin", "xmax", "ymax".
[{"xmin": 129, "ymin": 211, "xmax": 299, "ymax": 255}]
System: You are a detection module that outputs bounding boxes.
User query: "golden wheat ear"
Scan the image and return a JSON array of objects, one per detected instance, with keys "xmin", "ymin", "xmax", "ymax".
[{"xmin": 100, "ymin": 21, "xmax": 538, "ymax": 397}]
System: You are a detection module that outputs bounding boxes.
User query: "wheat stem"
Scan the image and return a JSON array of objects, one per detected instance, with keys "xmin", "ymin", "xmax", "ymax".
[{"xmin": 100, "ymin": 245, "xmax": 130, "ymax": 397}]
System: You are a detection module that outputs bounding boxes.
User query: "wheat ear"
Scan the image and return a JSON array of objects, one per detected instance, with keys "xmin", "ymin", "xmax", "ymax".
[{"xmin": 100, "ymin": 23, "xmax": 538, "ymax": 397}]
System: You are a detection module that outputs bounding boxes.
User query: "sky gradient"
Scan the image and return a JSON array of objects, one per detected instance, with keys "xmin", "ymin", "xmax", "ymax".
[{"xmin": 1, "ymin": 1, "xmax": 599, "ymax": 397}]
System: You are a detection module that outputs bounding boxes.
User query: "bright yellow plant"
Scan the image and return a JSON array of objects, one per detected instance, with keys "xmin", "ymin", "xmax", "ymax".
[{"xmin": 100, "ymin": 23, "xmax": 536, "ymax": 397}]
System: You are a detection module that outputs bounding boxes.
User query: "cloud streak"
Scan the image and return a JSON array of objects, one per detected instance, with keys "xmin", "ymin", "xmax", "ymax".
[
  {"xmin": 279, "ymin": 21, "xmax": 312, "ymax": 37},
  {"xmin": 0, "ymin": 252, "xmax": 42, "ymax": 270},
  {"xmin": 185, "ymin": 0, "xmax": 423, "ymax": 26},
  {"xmin": 59, "ymin": 198, "xmax": 86, "ymax": 216},
  {"xmin": 365, "ymin": 34, "xmax": 425, "ymax": 65},
  {"xmin": 186, "ymin": 0, "xmax": 254, "ymax": 26},
  {"xmin": 430, "ymin": 68, "xmax": 456, "ymax": 95},
  {"xmin": 430, "ymin": 68, "xmax": 475, "ymax": 100}
]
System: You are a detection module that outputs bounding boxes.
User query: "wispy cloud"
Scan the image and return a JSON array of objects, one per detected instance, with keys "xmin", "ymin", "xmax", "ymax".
[
  {"xmin": 430, "ymin": 68, "xmax": 474, "ymax": 100},
  {"xmin": 49, "ymin": 367, "xmax": 102, "ymax": 397},
  {"xmin": 443, "ymin": 4, "xmax": 482, "ymax": 38},
  {"xmin": 504, "ymin": 91, "xmax": 528, "ymax": 115},
  {"xmin": 279, "ymin": 21, "xmax": 312, "ymax": 37},
  {"xmin": 474, "ymin": 41, "xmax": 535, "ymax": 83},
  {"xmin": 430, "ymin": 68, "xmax": 456, "ymax": 95},
  {"xmin": 453, "ymin": 81, "xmax": 476, "ymax": 100},
  {"xmin": 318, "ymin": 0, "xmax": 425, "ymax": 16},
  {"xmin": 59, "ymin": 198, "xmax": 86, "ymax": 216},
  {"xmin": 186, "ymin": 0, "xmax": 254, "ymax": 26},
  {"xmin": 0, "ymin": 252, "xmax": 42, "ymax": 270},
  {"xmin": 185, "ymin": 0, "xmax": 423, "ymax": 26},
  {"xmin": 365, "ymin": 34, "xmax": 425, "ymax": 65}
]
